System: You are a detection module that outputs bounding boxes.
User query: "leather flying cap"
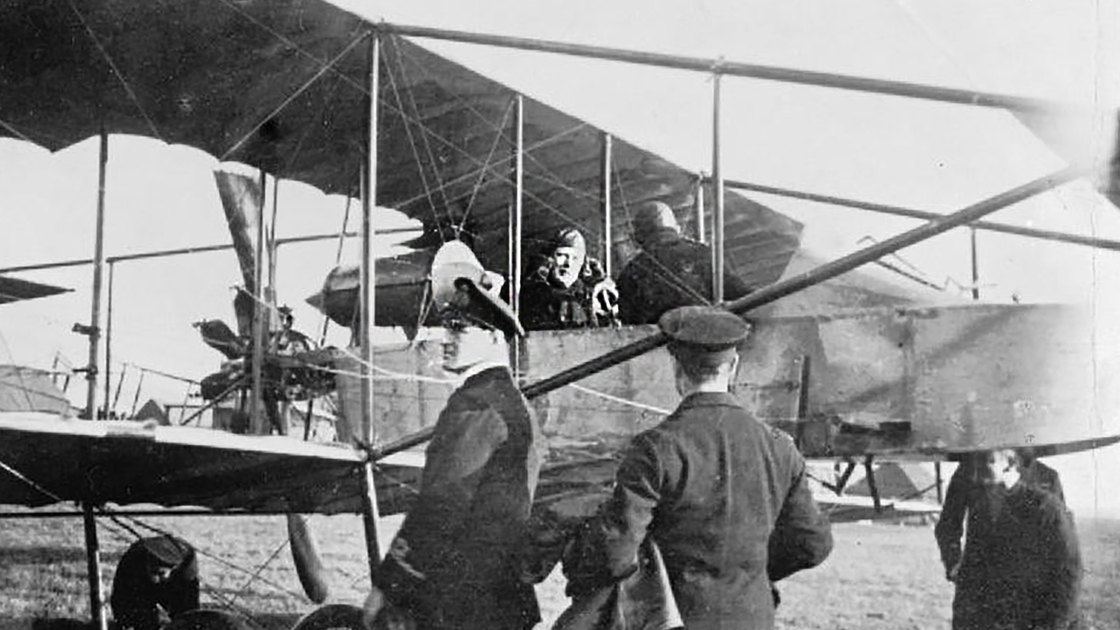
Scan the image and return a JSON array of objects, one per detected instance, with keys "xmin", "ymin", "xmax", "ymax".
[
  {"xmin": 550, "ymin": 227, "xmax": 587, "ymax": 256},
  {"xmin": 448, "ymin": 276, "xmax": 526, "ymax": 338},
  {"xmin": 658, "ymin": 305, "xmax": 749, "ymax": 366},
  {"xmin": 632, "ymin": 201, "xmax": 680, "ymax": 246}
]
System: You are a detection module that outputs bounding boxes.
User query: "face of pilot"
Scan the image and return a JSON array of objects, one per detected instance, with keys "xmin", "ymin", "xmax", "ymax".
[
  {"xmin": 975, "ymin": 449, "xmax": 1021, "ymax": 489},
  {"xmin": 441, "ymin": 321, "xmax": 501, "ymax": 373},
  {"xmin": 549, "ymin": 246, "xmax": 585, "ymax": 288},
  {"xmin": 147, "ymin": 564, "xmax": 173, "ymax": 584}
]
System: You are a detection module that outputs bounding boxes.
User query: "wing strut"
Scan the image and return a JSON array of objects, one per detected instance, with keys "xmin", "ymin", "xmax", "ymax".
[
  {"xmin": 370, "ymin": 166, "xmax": 1085, "ymax": 461},
  {"xmin": 358, "ymin": 30, "xmax": 384, "ymax": 589},
  {"xmin": 83, "ymin": 502, "xmax": 109, "ymax": 630}
]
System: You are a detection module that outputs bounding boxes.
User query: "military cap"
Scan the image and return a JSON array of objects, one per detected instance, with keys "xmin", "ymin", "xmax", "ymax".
[
  {"xmin": 449, "ymin": 275, "xmax": 526, "ymax": 338},
  {"xmin": 139, "ymin": 535, "xmax": 191, "ymax": 568},
  {"xmin": 659, "ymin": 305, "xmax": 749, "ymax": 366}
]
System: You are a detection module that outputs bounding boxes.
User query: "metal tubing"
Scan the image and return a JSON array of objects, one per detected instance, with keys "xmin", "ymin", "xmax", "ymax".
[
  {"xmin": 368, "ymin": 166, "xmax": 1081, "ymax": 460},
  {"xmin": 84, "ymin": 129, "xmax": 109, "ymax": 421},
  {"xmin": 711, "ymin": 74, "xmax": 725, "ymax": 303},
  {"xmin": 722, "ymin": 178, "xmax": 1120, "ymax": 252},
  {"xmin": 359, "ymin": 31, "xmax": 384, "ymax": 586},
  {"xmin": 381, "ymin": 23, "xmax": 1078, "ymax": 115},
  {"xmin": 695, "ymin": 174, "xmax": 706, "ymax": 243},
  {"xmin": 512, "ymin": 94, "xmax": 525, "ymax": 318},
  {"xmin": 83, "ymin": 502, "xmax": 108, "ymax": 630},
  {"xmin": 602, "ymin": 132, "xmax": 613, "ymax": 277},
  {"xmin": 103, "ymin": 261, "xmax": 115, "ymax": 417},
  {"xmin": 250, "ymin": 170, "xmax": 267, "ymax": 434},
  {"xmin": 0, "ymin": 228, "xmax": 418, "ymax": 275},
  {"xmin": 129, "ymin": 371, "xmax": 145, "ymax": 417},
  {"xmin": 970, "ymin": 228, "xmax": 981, "ymax": 300}
]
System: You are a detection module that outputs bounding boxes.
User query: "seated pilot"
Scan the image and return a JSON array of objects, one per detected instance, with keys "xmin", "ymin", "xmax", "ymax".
[{"xmin": 507, "ymin": 228, "xmax": 618, "ymax": 330}]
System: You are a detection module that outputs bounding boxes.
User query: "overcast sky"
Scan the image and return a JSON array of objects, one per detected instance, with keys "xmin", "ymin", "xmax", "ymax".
[{"xmin": 1, "ymin": 0, "xmax": 1118, "ymax": 514}]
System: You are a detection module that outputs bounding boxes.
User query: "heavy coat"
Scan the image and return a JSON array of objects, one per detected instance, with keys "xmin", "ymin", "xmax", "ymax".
[
  {"xmin": 597, "ymin": 392, "xmax": 833, "ymax": 630},
  {"xmin": 376, "ymin": 366, "xmax": 543, "ymax": 630},
  {"xmin": 616, "ymin": 233, "xmax": 751, "ymax": 325},
  {"xmin": 936, "ymin": 459, "xmax": 1066, "ymax": 579},
  {"xmin": 938, "ymin": 482, "xmax": 1081, "ymax": 630},
  {"xmin": 513, "ymin": 255, "xmax": 612, "ymax": 330},
  {"xmin": 110, "ymin": 537, "xmax": 199, "ymax": 630}
]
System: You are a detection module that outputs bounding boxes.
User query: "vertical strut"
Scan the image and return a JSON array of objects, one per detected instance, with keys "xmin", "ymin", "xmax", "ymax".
[{"xmin": 359, "ymin": 30, "xmax": 384, "ymax": 586}]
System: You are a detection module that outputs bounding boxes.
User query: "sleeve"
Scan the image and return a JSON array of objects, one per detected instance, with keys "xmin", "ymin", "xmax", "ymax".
[
  {"xmin": 767, "ymin": 451, "xmax": 833, "ymax": 582},
  {"xmin": 1047, "ymin": 468, "xmax": 1065, "ymax": 504},
  {"xmin": 720, "ymin": 267, "xmax": 753, "ymax": 302},
  {"xmin": 597, "ymin": 432, "xmax": 666, "ymax": 580},
  {"xmin": 111, "ymin": 547, "xmax": 161, "ymax": 630},
  {"xmin": 376, "ymin": 401, "xmax": 506, "ymax": 597},
  {"xmin": 1030, "ymin": 504, "xmax": 1082, "ymax": 629},
  {"xmin": 163, "ymin": 546, "xmax": 200, "ymax": 616},
  {"xmin": 934, "ymin": 466, "xmax": 970, "ymax": 573},
  {"xmin": 616, "ymin": 265, "xmax": 646, "ymax": 325}
]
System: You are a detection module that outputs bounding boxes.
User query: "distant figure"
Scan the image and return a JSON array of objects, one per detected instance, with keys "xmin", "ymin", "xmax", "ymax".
[
  {"xmin": 272, "ymin": 305, "xmax": 314, "ymax": 355},
  {"xmin": 261, "ymin": 305, "xmax": 315, "ymax": 435},
  {"xmin": 510, "ymin": 227, "xmax": 617, "ymax": 330},
  {"xmin": 111, "ymin": 535, "xmax": 200, "ymax": 630},
  {"xmin": 937, "ymin": 449, "xmax": 1066, "ymax": 587},
  {"xmin": 572, "ymin": 306, "xmax": 832, "ymax": 629},
  {"xmin": 617, "ymin": 201, "xmax": 751, "ymax": 325},
  {"xmin": 364, "ymin": 265, "xmax": 542, "ymax": 630},
  {"xmin": 934, "ymin": 450, "xmax": 1081, "ymax": 630}
]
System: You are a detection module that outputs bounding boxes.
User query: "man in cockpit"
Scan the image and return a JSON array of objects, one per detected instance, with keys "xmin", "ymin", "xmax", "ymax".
[
  {"xmin": 511, "ymin": 227, "xmax": 618, "ymax": 330},
  {"xmin": 617, "ymin": 201, "xmax": 752, "ymax": 325}
]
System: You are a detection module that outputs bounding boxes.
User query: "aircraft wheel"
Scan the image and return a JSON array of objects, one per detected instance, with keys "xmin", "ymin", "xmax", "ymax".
[
  {"xmin": 291, "ymin": 604, "xmax": 364, "ymax": 630},
  {"xmin": 292, "ymin": 603, "xmax": 416, "ymax": 630},
  {"xmin": 165, "ymin": 609, "xmax": 252, "ymax": 630}
]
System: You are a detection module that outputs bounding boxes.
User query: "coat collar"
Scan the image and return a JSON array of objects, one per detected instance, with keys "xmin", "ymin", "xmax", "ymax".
[
  {"xmin": 674, "ymin": 391, "xmax": 740, "ymax": 414},
  {"xmin": 457, "ymin": 362, "xmax": 511, "ymax": 389}
]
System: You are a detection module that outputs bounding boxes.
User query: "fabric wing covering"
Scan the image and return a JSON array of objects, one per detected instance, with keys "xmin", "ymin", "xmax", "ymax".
[
  {"xmin": 0, "ymin": 0, "xmax": 801, "ymax": 290},
  {"xmin": 0, "ymin": 414, "xmax": 420, "ymax": 515}
]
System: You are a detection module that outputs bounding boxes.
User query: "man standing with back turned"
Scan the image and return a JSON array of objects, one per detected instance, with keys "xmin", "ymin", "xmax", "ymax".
[{"xmin": 591, "ymin": 305, "xmax": 833, "ymax": 629}]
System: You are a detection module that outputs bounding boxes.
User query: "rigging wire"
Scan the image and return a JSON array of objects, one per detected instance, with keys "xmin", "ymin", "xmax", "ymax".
[
  {"xmin": 380, "ymin": 41, "xmax": 450, "ymax": 238},
  {"xmin": 386, "ymin": 38, "xmax": 456, "ymax": 226},
  {"xmin": 220, "ymin": 32, "xmax": 368, "ymax": 161},
  {"xmin": 392, "ymin": 38, "xmax": 603, "ymax": 207},
  {"xmin": 67, "ymin": 0, "xmax": 165, "ymax": 142},
  {"xmin": 460, "ymin": 96, "xmax": 517, "ymax": 228}
]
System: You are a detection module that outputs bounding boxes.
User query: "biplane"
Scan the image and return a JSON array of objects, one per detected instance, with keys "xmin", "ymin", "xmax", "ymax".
[{"xmin": 1, "ymin": 0, "xmax": 1119, "ymax": 628}]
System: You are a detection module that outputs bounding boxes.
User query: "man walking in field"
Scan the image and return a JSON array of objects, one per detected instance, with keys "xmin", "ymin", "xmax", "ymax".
[
  {"xmin": 578, "ymin": 305, "xmax": 833, "ymax": 629},
  {"xmin": 363, "ymin": 258, "xmax": 542, "ymax": 630},
  {"xmin": 935, "ymin": 449, "xmax": 1082, "ymax": 630}
]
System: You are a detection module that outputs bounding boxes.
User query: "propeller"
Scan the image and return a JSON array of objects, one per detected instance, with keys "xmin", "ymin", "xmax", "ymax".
[
  {"xmin": 213, "ymin": 167, "xmax": 332, "ymax": 603},
  {"xmin": 287, "ymin": 513, "xmax": 330, "ymax": 604}
]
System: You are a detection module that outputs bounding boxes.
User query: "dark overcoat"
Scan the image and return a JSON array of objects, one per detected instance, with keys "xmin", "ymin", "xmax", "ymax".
[
  {"xmin": 616, "ymin": 234, "xmax": 751, "ymax": 325},
  {"xmin": 376, "ymin": 366, "xmax": 543, "ymax": 630},
  {"xmin": 936, "ymin": 459, "xmax": 1066, "ymax": 579},
  {"xmin": 110, "ymin": 536, "xmax": 199, "ymax": 630},
  {"xmin": 597, "ymin": 392, "xmax": 833, "ymax": 630},
  {"xmin": 939, "ymin": 483, "xmax": 1081, "ymax": 630}
]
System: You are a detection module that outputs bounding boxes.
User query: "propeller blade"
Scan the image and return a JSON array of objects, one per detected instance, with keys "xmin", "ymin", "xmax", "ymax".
[
  {"xmin": 287, "ymin": 513, "xmax": 330, "ymax": 604},
  {"xmin": 1013, "ymin": 106, "xmax": 1120, "ymax": 207}
]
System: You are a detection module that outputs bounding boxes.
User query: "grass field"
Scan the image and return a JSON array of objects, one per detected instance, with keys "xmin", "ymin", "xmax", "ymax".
[{"xmin": 2, "ymin": 509, "xmax": 1117, "ymax": 630}]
